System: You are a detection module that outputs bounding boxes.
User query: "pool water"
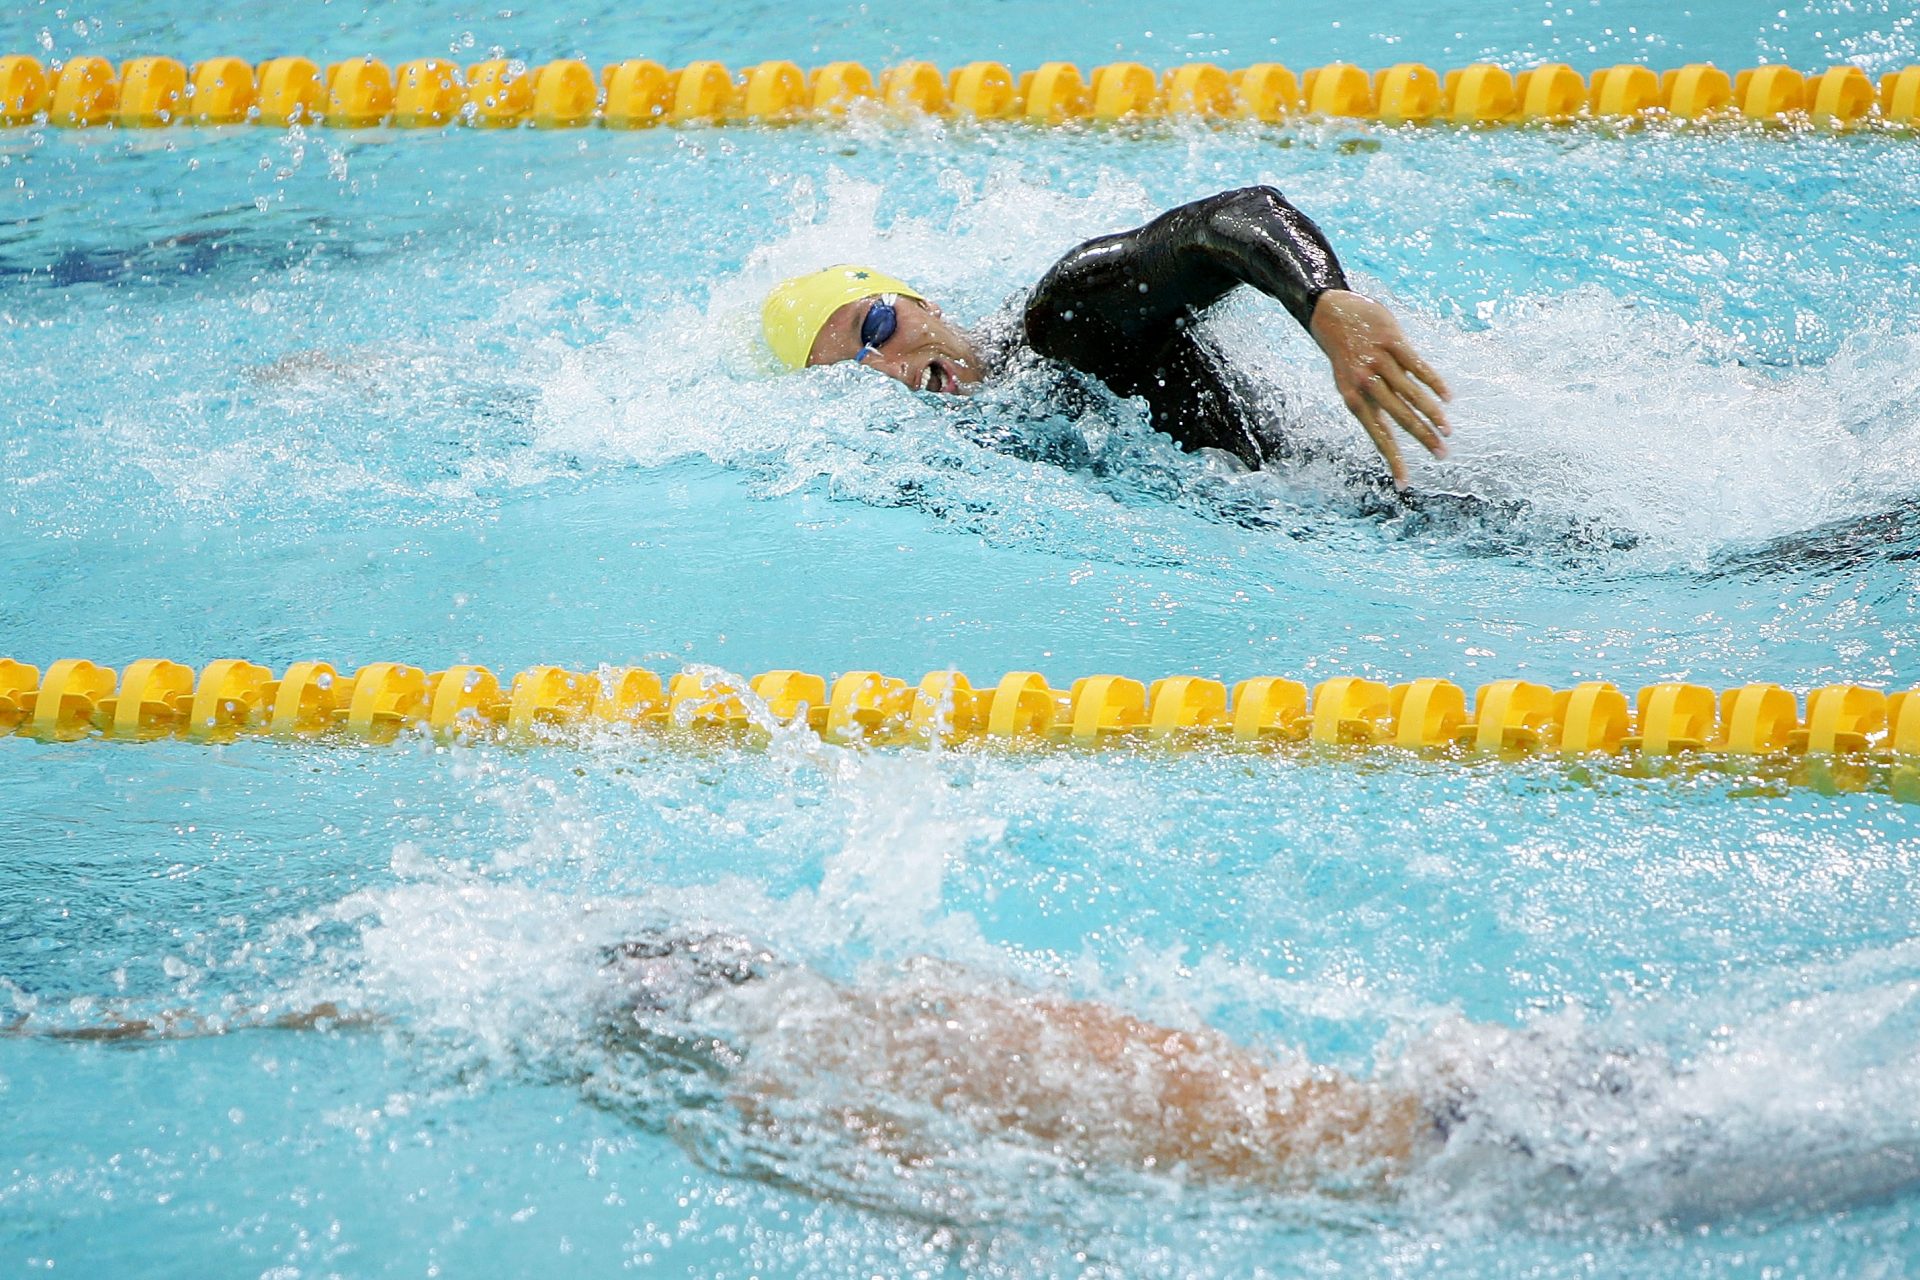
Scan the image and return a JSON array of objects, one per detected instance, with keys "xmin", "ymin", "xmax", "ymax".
[{"xmin": 6, "ymin": 0, "xmax": 1920, "ymax": 1275}]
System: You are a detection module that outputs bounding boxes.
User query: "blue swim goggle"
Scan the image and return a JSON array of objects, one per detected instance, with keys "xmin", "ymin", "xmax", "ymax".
[{"xmin": 856, "ymin": 295, "xmax": 898, "ymax": 364}]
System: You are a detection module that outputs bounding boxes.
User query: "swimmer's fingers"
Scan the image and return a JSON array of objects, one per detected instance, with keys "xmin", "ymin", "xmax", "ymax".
[
  {"xmin": 1371, "ymin": 368, "xmax": 1450, "ymax": 461},
  {"xmin": 1380, "ymin": 361, "xmax": 1452, "ymax": 445},
  {"xmin": 1361, "ymin": 383, "xmax": 1431, "ymax": 478},
  {"xmin": 271, "ymin": 1002, "xmax": 380, "ymax": 1031},
  {"xmin": 44, "ymin": 1018, "xmax": 161, "ymax": 1042},
  {"xmin": 1391, "ymin": 341, "xmax": 1453, "ymax": 405},
  {"xmin": 1350, "ymin": 396, "xmax": 1408, "ymax": 490}
]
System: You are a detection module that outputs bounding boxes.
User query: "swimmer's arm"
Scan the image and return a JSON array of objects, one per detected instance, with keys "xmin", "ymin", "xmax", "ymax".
[
  {"xmin": 725, "ymin": 1074, "xmax": 948, "ymax": 1174},
  {"xmin": 1027, "ymin": 186, "xmax": 1453, "ymax": 488},
  {"xmin": 1025, "ymin": 994, "xmax": 1425, "ymax": 1181},
  {"xmin": 1024, "ymin": 186, "xmax": 1347, "ymax": 353},
  {"xmin": 5, "ymin": 1002, "xmax": 377, "ymax": 1042},
  {"xmin": 1184, "ymin": 187, "xmax": 1457, "ymax": 485},
  {"xmin": 837, "ymin": 984, "xmax": 1422, "ymax": 1184}
]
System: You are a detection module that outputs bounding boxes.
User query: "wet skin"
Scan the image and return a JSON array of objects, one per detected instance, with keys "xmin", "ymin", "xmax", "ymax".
[{"xmin": 806, "ymin": 294, "xmax": 987, "ymax": 396}]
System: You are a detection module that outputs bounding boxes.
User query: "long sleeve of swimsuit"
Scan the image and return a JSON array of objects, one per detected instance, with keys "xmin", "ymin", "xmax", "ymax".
[{"xmin": 1022, "ymin": 185, "xmax": 1350, "ymax": 468}]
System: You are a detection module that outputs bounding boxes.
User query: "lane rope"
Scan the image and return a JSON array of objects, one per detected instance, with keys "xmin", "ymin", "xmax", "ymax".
[
  {"xmin": 4, "ymin": 656, "xmax": 1918, "ymax": 798},
  {"xmin": 1, "ymin": 54, "xmax": 1916, "ymax": 131}
]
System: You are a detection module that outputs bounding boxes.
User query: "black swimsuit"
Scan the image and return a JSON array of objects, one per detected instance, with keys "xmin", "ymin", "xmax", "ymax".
[{"xmin": 1019, "ymin": 185, "xmax": 1350, "ymax": 469}]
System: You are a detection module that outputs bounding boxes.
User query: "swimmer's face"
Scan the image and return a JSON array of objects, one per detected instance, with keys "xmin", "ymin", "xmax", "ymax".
[{"xmin": 807, "ymin": 295, "xmax": 985, "ymax": 395}]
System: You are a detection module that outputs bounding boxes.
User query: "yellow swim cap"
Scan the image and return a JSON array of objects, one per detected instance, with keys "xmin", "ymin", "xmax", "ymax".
[{"xmin": 761, "ymin": 265, "xmax": 925, "ymax": 369}]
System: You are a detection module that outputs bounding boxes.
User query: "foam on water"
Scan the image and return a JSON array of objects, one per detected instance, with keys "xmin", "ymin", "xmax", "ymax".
[
  {"xmin": 5, "ymin": 665, "xmax": 1920, "ymax": 1272},
  {"xmin": 530, "ymin": 159, "xmax": 1920, "ymax": 574},
  {"xmin": 1396, "ymin": 942, "xmax": 1920, "ymax": 1227},
  {"xmin": 9, "ymin": 124, "xmax": 1918, "ymax": 587},
  {"xmin": 8, "ymin": 42, "xmax": 1920, "ymax": 1272},
  {"xmin": 85, "ymin": 696, "xmax": 1890, "ymax": 1237},
  {"xmin": 243, "ymin": 782, "xmax": 1920, "ymax": 1235}
]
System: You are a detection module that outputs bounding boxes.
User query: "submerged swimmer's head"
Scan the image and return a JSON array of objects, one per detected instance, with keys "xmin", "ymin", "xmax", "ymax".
[
  {"xmin": 602, "ymin": 930, "xmax": 776, "ymax": 1016},
  {"xmin": 762, "ymin": 265, "xmax": 984, "ymax": 395}
]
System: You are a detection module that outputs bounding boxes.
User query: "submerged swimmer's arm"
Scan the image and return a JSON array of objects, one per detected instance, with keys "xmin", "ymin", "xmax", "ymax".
[
  {"xmin": 734, "ymin": 976, "xmax": 1424, "ymax": 1186},
  {"xmin": 1025, "ymin": 186, "xmax": 1453, "ymax": 488},
  {"xmin": 5, "ymin": 1002, "xmax": 378, "ymax": 1042},
  {"xmin": 1023, "ymin": 993, "xmax": 1426, "ymax": 1181},
  {"xmin": 726, "ymin": 1074, "xmax": 952, "ymax": 1176}
]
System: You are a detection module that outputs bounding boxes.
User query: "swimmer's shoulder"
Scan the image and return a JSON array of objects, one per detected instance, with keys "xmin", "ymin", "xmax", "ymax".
[{"xmin": 970, "ymin": 289, "xmax": 1033, "ymax": 374}]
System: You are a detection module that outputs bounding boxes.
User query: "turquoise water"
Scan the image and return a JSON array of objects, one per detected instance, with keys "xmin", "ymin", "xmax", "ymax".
[{"xmin": 6, "ymin": 1, "xmax": 1920, "ymax": 1276}]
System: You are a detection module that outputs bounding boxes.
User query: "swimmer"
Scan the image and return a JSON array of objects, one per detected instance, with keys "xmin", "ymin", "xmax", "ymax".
[
  {"xmin": 31, "ymin": 937, "xmax": 1911, "ymax": 1224},
  {"xmin": 603, "ymin": 931, "xmax": 1436, "ymax": 1191},
  {"xmin": 762, "ymin": 186, "xmax": 1453, "ymax": 488},
  {"xmin": 11, "ymin": 930, "xmax": 1441, "ymax": 1192}
]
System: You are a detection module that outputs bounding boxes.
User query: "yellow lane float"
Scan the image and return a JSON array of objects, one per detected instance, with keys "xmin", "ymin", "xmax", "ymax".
[
  {"xmin": 4, "ymin": 54, "xmax": 1911, "ymax": 130},
  {"xmin": 6, "ymin": 657, "xmax": 1918, "ymax": 803}
]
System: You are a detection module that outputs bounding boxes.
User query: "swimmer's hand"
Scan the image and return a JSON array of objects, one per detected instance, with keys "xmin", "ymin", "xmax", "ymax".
[{"xmin": 1308, "ymin": 290, "xmax": 1453, "ymax": 490}]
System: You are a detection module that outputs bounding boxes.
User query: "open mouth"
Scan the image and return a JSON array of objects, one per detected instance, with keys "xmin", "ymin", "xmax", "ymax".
[{"xmin": 922, "ymin": 361, "xmax": 953, "ymax": 395}]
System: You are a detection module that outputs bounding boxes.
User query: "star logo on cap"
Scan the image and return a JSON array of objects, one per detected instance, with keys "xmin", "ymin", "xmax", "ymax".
[{"xmin": 852, "ymin": 271, "xmax": 870, "ymax": 279}]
